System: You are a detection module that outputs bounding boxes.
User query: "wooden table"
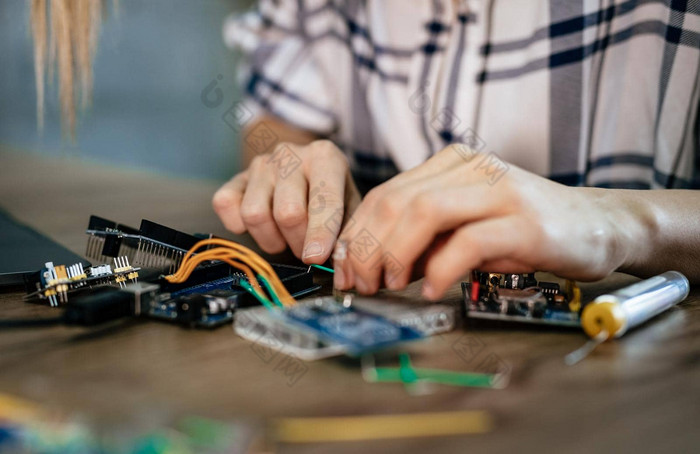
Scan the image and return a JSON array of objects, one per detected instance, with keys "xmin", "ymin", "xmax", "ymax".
[{"xmin": 1, "ymin": 147, "xmax": 699, "ymax": 453}]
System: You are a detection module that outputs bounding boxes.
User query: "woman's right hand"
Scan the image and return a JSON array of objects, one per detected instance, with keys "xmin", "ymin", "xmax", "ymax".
[{"xmin": 213, "ymin": 139, "xmax": 361, "ymax": 263}]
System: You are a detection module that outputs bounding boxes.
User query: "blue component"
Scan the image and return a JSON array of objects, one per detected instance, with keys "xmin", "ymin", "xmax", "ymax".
[
  {"xmin": 149, "ymin": 277, "xmax": 321, "ymax": 329},
  {"xmin": 0, "ymin": 424, "xmax": 21, "ymax": 448},
  {"xmin": 170, "ymin": 277, "xmax": 235, "ymax": 297},
  {"xmin": 149, "ymin": 302, "xmax": 234, "ymax": 328},
  {"xmin": 543, "ymin": 309, "xmax": 579, "ymax": 322},
  {"xmin": 280, "ymin": 299, "xmax": 424, "ymax": 355}
]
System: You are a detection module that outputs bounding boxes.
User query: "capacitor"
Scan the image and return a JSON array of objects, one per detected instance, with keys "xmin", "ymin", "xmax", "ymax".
[{"xmin": 581, "ymin": 271, "xmax": 689, "ymax": 340}]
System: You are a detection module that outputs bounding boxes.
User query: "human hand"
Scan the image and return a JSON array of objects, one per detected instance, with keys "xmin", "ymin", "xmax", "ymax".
[
  {"xmin": 333, "ymin": 145, "xmax": 648, "ymax": 299},
  {"xmin": 213, "ymin": 140, "xmax": 361, "ymax": 263}
]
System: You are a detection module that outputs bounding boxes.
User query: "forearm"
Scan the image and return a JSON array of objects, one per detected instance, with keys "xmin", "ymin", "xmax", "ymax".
[
  {"xmin": 598, "ymin": 189, "xmax": 700, "ymax": 283},
  {"xmin": 242, "ymin": 115, "xmax": 318, "ymax": 167}
]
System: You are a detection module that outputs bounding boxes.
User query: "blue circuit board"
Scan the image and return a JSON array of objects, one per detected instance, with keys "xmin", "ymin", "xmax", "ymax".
[
  {"xmin": 169, "ymin": 276, "xmax": 237, "ymax": 297},
  {"xmin": 149, "ymin": 275, "xmax": 322, "ymax": 329},
  {"xmin": 149, "ymin": 301, "xmax": 234, "ymax": 327},
  {"xmin": 279, "ymin": 298, "xmax": 424, "ymax": 355},
  {"xmin": 462, "ymin": 279, "xmax": 582, "ymax": 328}
]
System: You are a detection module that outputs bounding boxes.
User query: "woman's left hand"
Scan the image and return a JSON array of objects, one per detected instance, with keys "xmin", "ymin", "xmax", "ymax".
[{"xmin": 333, "ymin": 145, "xmax": 652, "ymax": 300}]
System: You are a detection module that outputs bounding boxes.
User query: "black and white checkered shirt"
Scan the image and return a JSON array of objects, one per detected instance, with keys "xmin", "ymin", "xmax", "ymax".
[{"xmin": 225, "ymin": 0, "xmax": 700, "ymax": 189}]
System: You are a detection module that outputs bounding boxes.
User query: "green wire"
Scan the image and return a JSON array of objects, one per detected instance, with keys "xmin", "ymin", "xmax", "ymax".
[
  {"xmin": 398, "ymin": 352, "xmax": 418, "ymax": 384},
  {"xmin": 239, "ymin": 281, "xmax": 275, "ymax": 310},
  {"xmin": 257, "ymin": 274, "xmax": 285, "ymax": 308},
  {"xmin": 370, "ymin": 367, "xmax": 496, "ymax": 388},
  {"xmin": 309, "ymin": 264, "xmax": 335, "ymax": 274},
  {"xmin": 367, "ymin": 353, "xmax": 498, "ymax": 389}
]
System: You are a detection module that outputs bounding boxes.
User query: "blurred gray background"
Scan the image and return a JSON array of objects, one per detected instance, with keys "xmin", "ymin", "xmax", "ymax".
[{"xmin": 0, "ymin": 0, "xmax": 250, "ymax": 180}]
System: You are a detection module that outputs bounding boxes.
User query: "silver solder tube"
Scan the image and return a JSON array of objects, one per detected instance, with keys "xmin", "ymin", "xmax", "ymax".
[{"xmin": 581, "ymin": 271, "xmax": 690, "ymax": 340}]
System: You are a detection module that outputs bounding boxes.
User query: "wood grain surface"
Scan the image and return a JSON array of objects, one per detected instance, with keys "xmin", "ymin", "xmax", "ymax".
[{"xmin": 1, "ymin": 147, "xmax": 699, "ymax": 453}]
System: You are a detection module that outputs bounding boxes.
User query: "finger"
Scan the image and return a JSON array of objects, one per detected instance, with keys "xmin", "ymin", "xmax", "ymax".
[
  {"xmin": 421, "ymin": 215, "xmax": 532, "ymax": 300},
  {"xmin": 337, "ymin": 153, "xmax": 489, "ymax": 293},
  {"xmin": 329, "ymin": 173, "xmax": 362, "ymax": 289},
  {"xmin": 212, "ymin": 171, "xmax": 249, "ymax": 234},
  {"xmin": 382, "ymin": 184, "xmax": 509, "ymax": 290},
  {"xmin": 302, "ymin": 145, "xmax": 350, "ymax": 264},
  {"xmin": 239, "ymin": 164, "xmax": 287, "ymax": 254},
  {"xmin": 339, "ymin": 160, "xmax": 453, "ymax": 240},
  {"xmin": 338, "ymin": 175, "xmax": 446, "ymax": 294},
  {"xmin": 344, "ymin": 173, "xmax": 362, "ymax": 218},
  {"xmin": 340, "ymin": 166, "xmax": 445, "ymax": 239},
  {"xmin": 332, "ymin": 238, "xmax": 354, "ymax": 290},
  {"xmin": 273, "ymin": 168, "xmax": 308, "ymax": 258},
  {"xmin": 478, "ymin": 259, "xmax": 535, "ymax": 275},
  {"xmin": 391, "ymin": 231, "xmax": 453, "ymax": 288},
  {"xmin": 332, "ymin": 179, "xmax": 361, "ymax": 290}
]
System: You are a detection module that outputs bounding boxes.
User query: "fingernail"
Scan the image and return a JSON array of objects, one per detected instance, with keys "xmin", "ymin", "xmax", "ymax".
[
  {"xmin": 332, "ymin": 240, "xmax": 347, "ymax": 261},
  {"xmin": 332, "ymin": 241, "xmax": 348, "ymax": 289},
  {"xmin": 302, "ymin": 242, "xmax": 324, "ymax": 261},
  {"xmin": 333, "ymin": 265, "xmax": 346, "ymax": 289},
  {"xmin": 422, "ymin": 280, "xmax": 437, "ymax": 300}
]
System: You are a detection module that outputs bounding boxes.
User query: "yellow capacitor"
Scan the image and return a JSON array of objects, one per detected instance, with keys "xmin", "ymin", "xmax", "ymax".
[{"xmin": 581, "ymin": 271, "xmax": 689, "ymax": 340}]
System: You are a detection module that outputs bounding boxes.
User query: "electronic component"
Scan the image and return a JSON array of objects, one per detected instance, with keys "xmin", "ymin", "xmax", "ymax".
[
  {"xmin": 104, "ymin": 223, "xmax": 322, "ymax": 327},
  {"xmin": 50, "ymin": 260, "xmax": 320, "ymax": 329},
  {"xmin": 85, "ymin": 216, "xmax": 204, "ymax": 273},
  {"xmin": 362, "ymin": 352, "xmax": 506, "ymax": 391},
  {"xmin": 235, "ymin": 295, "xmax": 454, "ymax": 360},
  {"xmin": 24, "ymin": 216, "xmax": 322, "ymax": 326},
  {"xmin": 235, "ymin": 304, "xmax": 347, "ymax": 360},
  {"xmin": 18, "ymin": 259, "xmax": 321, "ymax": 329},
  {"xmin": 0, "ymin": 393, "xmax": 256, "ymax": 453},
  {"xmin": 240, "ymin": 295, "xmax": 424, "ymax": 358},
  {"xmin": 349, "ymin": 295, "xmax": 456, "ymax": 336},
  {"xmin": 85, "ymin": 217, "xmax": 322, "ymax": 326},
  {"xmin": 63, "ymin": 282, "xmax": 159, "ymax": 326},
  {"xmin": 24, "ymin": 256, "xmax": 140, "ymax": 306},
  {"xmin": 147, "ymin": 263, "xmax": 320, "ymax": 328},
  {"xmin": 463, "ymin": 271, "xmax": 582, "ymax": 327}
]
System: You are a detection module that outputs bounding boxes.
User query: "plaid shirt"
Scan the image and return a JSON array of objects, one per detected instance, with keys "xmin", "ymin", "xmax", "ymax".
[{"xmin": 225, "ymin": 0, "xmax": 700, "ymax": 189}]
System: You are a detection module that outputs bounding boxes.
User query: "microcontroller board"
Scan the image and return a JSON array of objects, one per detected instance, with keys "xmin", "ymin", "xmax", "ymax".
[
  {"xmin": 24, "ymin": 256, "xmax": 140, "ymax": 306},
  {"xmin": 145, "ymin": 262, "xmax": 321, "ymax": 328},
  {"xmin": 462, "ymin": 271, "xmax": 583, "ymax": 327},
  {"xmin": 235, "ymin": 295, "xmax": 456, "ymax": 360},
  {"xmin": 24, "ymin": 216, "xmax": 322, "ymax": 328}
]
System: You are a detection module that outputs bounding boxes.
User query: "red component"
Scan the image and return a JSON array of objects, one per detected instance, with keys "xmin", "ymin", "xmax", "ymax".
[{"xmin": 470, "ymin": 281, "xmax": 480, "ymax": 302}]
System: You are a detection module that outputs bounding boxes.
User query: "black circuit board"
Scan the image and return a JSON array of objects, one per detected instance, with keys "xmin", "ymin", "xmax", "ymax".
[
  {"xmin": 147, "ymin": 263, "xmax": 321, "ymax": 328},
  {"xmin": 26, "ymin": 216, "xmax": 322, "ymax": 322},
  {"xmin": 462, "ymin": 272, "xmax": 583, "ymax": 327},
  {"xmin": 24, "ymin": 256, "xmax": 140, "ymax": 306},
  {"xmin": 84, "ymin": 215, "xmax": 205, "ymax": 274}
]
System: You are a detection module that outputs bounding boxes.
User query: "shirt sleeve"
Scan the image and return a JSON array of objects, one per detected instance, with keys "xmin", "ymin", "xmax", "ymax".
[{"xmin": 223, "ymin": 0, "xmax": 338, "ymax": 136}]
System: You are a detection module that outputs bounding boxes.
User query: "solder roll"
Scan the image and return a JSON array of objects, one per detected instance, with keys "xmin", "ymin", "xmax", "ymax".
[{"xmin": 581, "ymin": 271, "xmax": 689, "ymax": 340}]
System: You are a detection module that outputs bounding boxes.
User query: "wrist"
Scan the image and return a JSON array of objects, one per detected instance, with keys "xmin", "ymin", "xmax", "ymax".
[{"xmin": 595, "ymin": 189, "xmax": 660, "ymax": 275}]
